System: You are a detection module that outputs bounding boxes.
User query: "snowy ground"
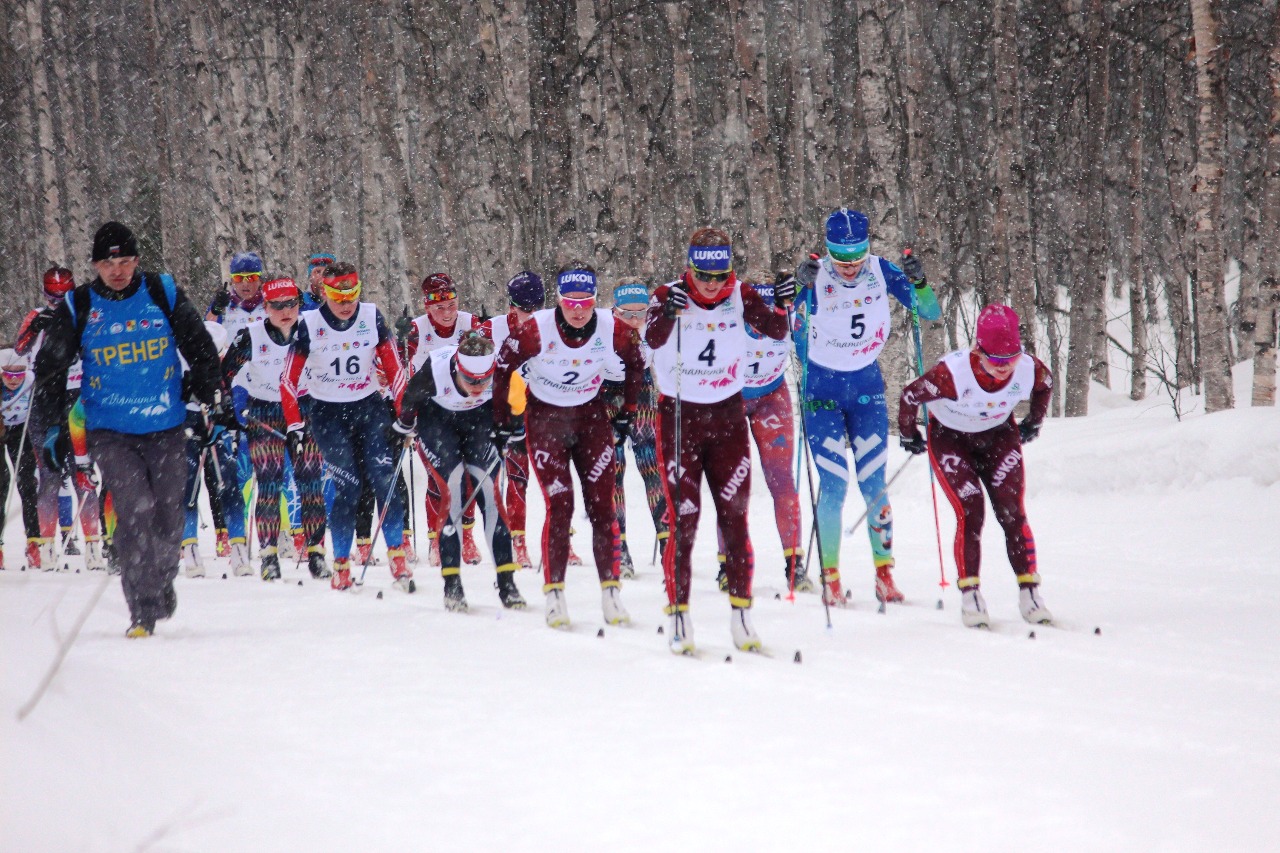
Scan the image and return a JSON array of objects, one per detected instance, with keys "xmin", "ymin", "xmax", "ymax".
[{"xmin": 2, "ymin": 377, "xmax": 1278, "ymax": 852}]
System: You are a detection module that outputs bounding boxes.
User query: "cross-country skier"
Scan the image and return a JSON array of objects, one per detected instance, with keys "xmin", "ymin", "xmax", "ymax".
[
  {"xmin": 280, "ymin": 262, "xmax": 413, "ymax": 592},
  {"xmin": 0, "ymin": 349, "xmax": 40, "ymax": 571},
  {"xmin": 793, "ymin": 208, "xmax": 941, "ymax": 606},
  {"xmin": 646, "ymin": 228, "xmax": 793, "ymax": 654},
  {"xmin": 303, "ymin": 252, "xmax": 336, "ymax": 310},
  {"xmin": 396, "ymin": 332, "xmax": 526, "ymax": 611},
  {"xmin": 480, "ymin": 271, "xmax": 546, "ymax": 570},
  {"xmin": 715, "ymin": 275, "xmax": 805, "ymax": 592},
  {"xmin": 407, "ymin": 272, "xmax": 483, "ymax": 568},
  {"xmin": 602, "ymin": 281, "xmax": 668, "ymax": 578},
  {"xmin": 492, "ymin": 265, "xmax": 643, "ymax": 629},
  {"xmin": 222, "ymin": 276, "xmax": 329, "ymax": 581},
  {"xmin": 17, "ymin": 266, "xmax": 105, "ymax": 572},
  {"xmin": 32, "ymin": 221, "xmax": 223, "ymax": 637},
  {"xmin": 898, "ymin": 304, "xmax": 1052, "ymax": 628}
]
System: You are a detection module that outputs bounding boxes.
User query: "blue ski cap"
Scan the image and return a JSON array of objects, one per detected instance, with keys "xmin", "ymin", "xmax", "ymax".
[
  {"xmin": 506, "ymin": 271, "xmax": 546, "ymax": 310},
  {"xmin": 749, "ymin": 279, "xmax": 776, "ymax": 307},
  {"xmin": 613, "ymin": 282, "xmax": 649, "ymax": 307},
  {"xmin": 688, "ymin": 244, "xmax": 732, "ymax": 274},
  {"xmin": 557, "ymin": 268, "xmax": 597, "ymax": 297},
  {"xmin": 825, "ymin": 208, "xmax": 870, "ymax": 262},
  {"xmin": 230, "ymin": 251, "xmax": 264, "ymax": 275}
]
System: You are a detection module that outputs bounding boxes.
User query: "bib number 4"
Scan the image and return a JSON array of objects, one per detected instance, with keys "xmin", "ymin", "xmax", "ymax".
[{"xmin": 698, "ymin": 340, "xmax": 716, "ymax": 366}]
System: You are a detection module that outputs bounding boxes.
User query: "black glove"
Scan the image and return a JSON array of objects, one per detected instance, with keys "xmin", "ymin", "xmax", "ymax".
[
  {"xmin": 1018, "ymin": 420, "xmax": 1041, "ymax": 444},
  {"xmin": 184, "ymin": 409, "xmax": 216, "ymax": 447},
  {"xmin": 611, "ymin": 410, "xmax": 633, "ymax": 444},
  {"xmin": 492, "ymin": 421, "xmax": 524, "ymax": 455},
  {"xmin": 26, "ymin": 309, "xmax": 54, "ymax": 337},
  {"xmin": 392, "ymin": 418, "xmax": 417, "ymax": 439},
  {"xmin": 901, "ymin": 250, "xmax": 926, "ymax": 286},
  {"xmin": 209, "ymin": 287, "xmax": 232, "ymax": 317},
  {"xmin": 42, "ymin": 425, "xmax": 70, "ymax": 472},
  {"xmin": 394, "ymin": 306, "xmax": 413, "ymax": 343},
  {"xmin": 210, "ymin": 402, "xmax": 240, "ymax": 432},
  {"xmin": 795, "ymin": 257, "xmax": 820, "ymax": 290},
  {"xmin": 900, "ymin": 431, "xmax": 927, "ymax": 456},
  {"xmin": 286, "ymin": 426, "xmax": 308, "ymax": 461},
  {"xmin": 663, "ymin": 282, "xmax": 689, "ymax": 318},
  {"xmin": 774, "ymin": 274, "xmax": 797, "ymax": 308}
]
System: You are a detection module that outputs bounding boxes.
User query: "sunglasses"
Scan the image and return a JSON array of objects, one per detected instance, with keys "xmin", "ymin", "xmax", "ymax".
[
  {"xmin": 560, "ymin": 296, "xmax": 596, "ymax": 310},
  {"xmin": 979, "ymin": 346, "xmax": 1021, "ymax": 365},
  {"xmin": 267, "ymin": 298, "xmax": 300, "ymax": 310},
  {"xmin": 692, "ymin": 270, "xmax": 731, "ymax": 284},
  {"xmin": 425, "ymin": 292, "xmax": 458, "ymax": 304},
  {"xmin": 2, "ymin": 368, "xmax": 26, "ymax": 378},
  {"xmin": 831, "ymin": 257, "xmax": 866, "ymax": 270},
  {"xmin": 231, "ymin": 272, "xmax": 262, "ymax": 283},
  {"xmin": 615, "ymin": 308, "xmax": 646, "ymax": 320}
]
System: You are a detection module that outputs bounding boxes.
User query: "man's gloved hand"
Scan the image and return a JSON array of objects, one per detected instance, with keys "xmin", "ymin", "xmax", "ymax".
[
  {"xmin": 492, "ymin": 421, "xmax": 525, "ymax": 455},
  {"xmin": 795, "ymin": 256, "xmax": 820, "ymax": 290},
  {"xmin": 26, "ymin": 309, "xmax": 54, "ymax": 338},
  {"xmin": 1018, "ymin": 420, "xmax": 1041, "ymax": 444},
  {"xmin": 663, "ymin": 282, "xmax": 690, "ymax": 318},
  {"xmin": 41, "ymin": 425, "xmax": 70, "ymax": 472},
  {"xmin": 611, "ymin": 410, "xmax": 634, "ymax": 445},
  {"xmin": 73, "ymin": 455, "xmax": 98, "ymax": 491},
  {"xmin": 286, "ymin": 425, "xmax": 308, "ymax": 461},
  {"xmin": 392, "ymin": 418, "xmax": 417, "ymax": 440},
  {"xmin": 395, "ymin": 306, "xmax": 413, "ymax": 343},
  {"xmin": 901, "ymin": 249, "xmax": 926, "ymax": 286},
  {"xmin": 773, "ymin": 273, "xmax": 797, "ymax": 308},
  {"xmin": 211, "ymin": 401, "xmax": 240, "ymax": 432},
  {"xmin": 209, "ymin": 286, "xmax": 232, "ymax": 317},
  {"xmin": 900, "ymin": 430, "xmax": 927, "ymax": 456}
]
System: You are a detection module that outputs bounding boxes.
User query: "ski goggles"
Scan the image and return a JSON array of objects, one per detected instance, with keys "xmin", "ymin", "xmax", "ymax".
[
  {"xmin": 266, "ymin": 298, "xmax": 301, "ymax": 310},
  {"xmin": 827, "ymin": 238, "xmax": 869, "ymax": 263},
  {"xmin": 323, "ymin": 273, "xmax": 362, "ymax": 303},
  {"xmin": 308, "ymin": 254, "xmax": 336, "ymax": 269},
  {"xmin": 455, "ymin": 352, "xmax": 495, "ymax": 383},
  {"xmin": 424, "ymin": 290, "xmax": 457, "ymax": 304},
  {"xmin": 979, "ymin": 346, "xmax": 1022, "ymax": 365},
  {"xmin": 231, "ymin": 272, "xmax": 262, "ymax": 283},
  {"xmin": 2, "ymin": 366, "xmax": 26, "ymax": 379},
  {"xmin": 559, "ymin": 295, "xmax": 596, "ymax": 310},
  {"xmin": 690, "ymin": 269, "xmax": 731, "ymax": 284}
]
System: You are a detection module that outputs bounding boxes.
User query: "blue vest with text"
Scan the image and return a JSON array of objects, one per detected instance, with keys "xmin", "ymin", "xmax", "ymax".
[{"xmin": 79, "ymin": 278, "xmax": 184, "ymax": 433}]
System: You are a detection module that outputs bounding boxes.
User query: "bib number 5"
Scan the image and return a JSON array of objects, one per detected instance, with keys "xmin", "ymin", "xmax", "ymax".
[{"xmin": 850, "ymin": 313, "xmax": 866, "ymax": 339}]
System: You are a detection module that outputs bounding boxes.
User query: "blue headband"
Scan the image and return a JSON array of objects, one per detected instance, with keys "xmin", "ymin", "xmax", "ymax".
[
  {"xmin": 613, "ymin": 283, "xmax": 649, "ymax": 307},
  {"xmin": 557, "ymin": 269, "xmax": 597, "ymax": 296},
  {"xmin": 688, "ymin": 244, "xmax": 732, "ymax": 274}
]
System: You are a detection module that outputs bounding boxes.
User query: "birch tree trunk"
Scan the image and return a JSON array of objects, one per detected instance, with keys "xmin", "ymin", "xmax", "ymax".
[
  {"xmin": 1252, "ymin": 4, "xmax": 1280, "ymax": 407},
  {"xmin": 189, "ymin": 5, "xmax": 236, "ymax": 274},
  {"xmin": 1128, "ymin": 49, "xmax": 1147, "ymax": 401},
  {"xmin": 1189, "ymin": 0, "xmax": 1233, "ymax": 412},
  {"xmin": 25, "ymin": 0, "xmax": 67, "ymax": 265}
]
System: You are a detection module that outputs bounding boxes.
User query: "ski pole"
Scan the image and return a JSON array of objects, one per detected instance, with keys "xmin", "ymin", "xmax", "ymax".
[
  {"xmin": 669, "ymin": 305, "xmax": 683, "ymax": 625},
  {"xmin": 16, "ymin": 571, "xmax": 112, "ymax": 721},
  {"xmin": 787, "ymin": 301, "xmax": 833, "ymax": 627},
  {"xmin": 356, "ymin": 435, "xmax": 413, "ymax": 587},
  {"xmin": 2, "ymin": 418, "xmax": 32, "ymax": 532}
]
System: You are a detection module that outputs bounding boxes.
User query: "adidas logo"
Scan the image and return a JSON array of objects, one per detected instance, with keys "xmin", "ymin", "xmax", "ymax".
[
  {"xmin": 546, "ymin": 479, "xmax": 570, "ymax": 497},
  {"xmin": 678, "ymin": 498, "xmax": 698, "ymax": 516}
]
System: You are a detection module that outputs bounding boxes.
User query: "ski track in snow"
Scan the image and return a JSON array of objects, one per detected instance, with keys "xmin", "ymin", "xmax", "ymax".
[{"xmin": 2, "ymin": 378, "xmax": 1278, "ymax": 852}]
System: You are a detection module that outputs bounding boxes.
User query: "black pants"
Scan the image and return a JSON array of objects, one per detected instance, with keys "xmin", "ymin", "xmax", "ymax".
[
  {"xmin": 1, "ymin": 424, "xmax": 39, "ymax": 543},
  {"xmin": 88, "ymin": 427, "xmax": 185, "ymax": 624}
]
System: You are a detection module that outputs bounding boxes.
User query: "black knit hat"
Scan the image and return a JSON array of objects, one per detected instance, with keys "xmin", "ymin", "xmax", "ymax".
[{"xmin": 91, "ymin": 221, "xmax": 138, "ymax": 262}]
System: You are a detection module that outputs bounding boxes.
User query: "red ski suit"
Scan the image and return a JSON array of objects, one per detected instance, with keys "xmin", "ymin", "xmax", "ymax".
[
  {"xmin": 493, "ymin": 309, "xmax": 643, "ymax": 590},
  {"xmin": 645, "ymin": 275, "xmax": 790, "ymax": 609},
  {"xmin": 899, "ymin": 351, "xmax": 1052, "ymax": 588}
]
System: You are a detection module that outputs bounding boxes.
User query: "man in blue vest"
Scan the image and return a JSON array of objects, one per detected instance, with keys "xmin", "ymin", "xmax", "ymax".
[{"xmin": 32, "ymin": 221, "xmax": 223, "ymax": 638}]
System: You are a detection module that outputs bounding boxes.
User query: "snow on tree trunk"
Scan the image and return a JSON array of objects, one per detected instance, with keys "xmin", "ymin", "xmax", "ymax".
[{"xmin": 25, "ymin": 0, "xmax": 67, "ymax": 266}]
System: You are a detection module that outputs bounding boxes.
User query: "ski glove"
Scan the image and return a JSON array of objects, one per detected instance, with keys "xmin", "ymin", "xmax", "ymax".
[
  {"xmin": 1018, "ymin": 420, "xmax": 1041, "ymax": 444},
  {"xmin": 392, "ymin": 418, "xmax": 417, "ymax": 439},
  {"xmin": 663, "ymin": 282, "xmax": 690, "ymax": 318},
  {"xmin": 73, "ymin": 456, "xmax": 98, "ymax": 491},
  {"xmin": 286, "ymin": 425, "xmax": 308, "ymax": 461},
  {"xmin": 41, "ymin": 425, "xmax": 70, "ymax": 472},
  {"xmin": 900, "ymin": 431, "xmax": 927, "ymax": 455},
  {"xmin": 209, "ymin": 287, "xmax": 232, "ymax": 317},
  {"xmin": 611, "ymin": 410, "xmax": 633, "ymax": 445},
  {"xmin": 901, "ymin": 250, "xmax": 926, "ymax": 287},
  {"xmin": 492, "ymin": 422, "xmax": 525, "ymax": 454},
  {"xmin": 795, "ymin": 257, "xmax": 821, "ymax": 290},
  {"xmin": 26, "ymin": 309, "xmax": 54, "ymax": 338},
  {"xmin": 394, "ymin": 308, "xmax": 413, "ymax": 343},
  {"xmin": 210, "ymin": 402, "xmax": 241, "ymax": 433},
  {"xmin": 774, "ymin": 275, "xmax": 797, "ymax": 307}
]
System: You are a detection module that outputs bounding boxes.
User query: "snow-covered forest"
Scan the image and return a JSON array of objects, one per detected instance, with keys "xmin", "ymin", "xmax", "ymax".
[{"xmin": 2, "ymin": 0, "xmax": 1277, "ymax": 416}]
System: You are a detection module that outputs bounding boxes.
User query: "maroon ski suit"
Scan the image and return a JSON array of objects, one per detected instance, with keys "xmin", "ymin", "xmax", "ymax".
[
  {"xmin": 493, "ymin": 309, "xmax": 643, "ymax": 591},
  {"xmin": 645, "ymin": 274, "xmax": 790, "ymax": 610},
  {"xmin": 899, "ymin": 350, "xmax": 1053, "ymax": 589}
]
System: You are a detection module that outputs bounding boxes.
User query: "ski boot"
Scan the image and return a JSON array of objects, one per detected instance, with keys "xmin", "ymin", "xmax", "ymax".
[
  {"xmin": 496, "ymin": 570, "xmax": 526, "ymax": 609},
  {"xmin": 875, "ymin": 564, "xmax": 904, "ymax": 604},
  {"xmin": 278, "ymin": 530, "xmax": 298, "ymax": 561},
  {"xmin": 356, "ymin": 538, "xmax": 374, "ymax": 566},
  {"xmin": 618, "ymin": 543, "xmax": 636, "ymax": 580},
  {"xmin": 260, "ymin": 550, "xmax": 282, "ymax": 581},
  {"xmin": 85, "ymin": 538, "xmax": 107, "ymax": 572},
  {"xmin": 821, "ymin": 569, "xmax": 847, "ymax": 607},
  {"xmin": 215, "ymin": 528, "xmax": 230, "ymax": 558},
  {"xmin": 25, "ymin": 539, "xmax": 41, "ymax": 570},
  {"xmin": 439, "ymin": 570, "xmax": 467, "ymax": 611},
  {"xmin": 667, "ymin": 606, "xmax": 694, "ymax": 655},
  {"xmin": 961, "ymin": 587, "xmax": 990, "ymax": 628},
  {"xmin": 307, "ymin": 548, "xmax": 331, "ymax": 580},
  {"xmin": 62, "ymin": 532, "xmax": 81, "ymax": 556},
  {"xmin": 716, "ymin": 555, "xmax": 728, "ymax": 592},
  {"xmin": 125, "ymin": 619, "xmax": 155, "ymax": 639},
  {"xmin": 389, "ymin": 549, "xmax": 415, "ymax": 593},
  {"xmin": 512, "ymin": 534, "xmax": 532, "ymax": 570},
  {"xmin": 428, "ymin": 535, "xmax": 441, "ymax": 567},
  {"xmin": 461, "ymin": 525, "xmax": 482, "ymax": 565},
  {"xmin": 567, "ymin": 533, "xmax": 583, "ymax": 567},
  {"xmin": 730, "ymin": 605, "xmax": 761, "ymax": 651},
  {"xmin": 40, "ymin": 540, "xmax": 58, "ymax": 572},
  {"xmin": 785, "ymin": 555, "xmax": 814, "ymax": 593},
  {"xmin": 545, "ymin": 588, "xmax": 570, "ymax": 628},
  {"xmin": 292, "ymin": 531, "xmax": 306, "ymax": 558},
  {"xmin": 601, "ymin": 583, "xmax": 631, "ymax": 625},
  {"xmin": 403, "ymin": 539, "xmax": 418, "ymax": 565},
  {"xmin": 330, "ymin": 558, "xmax": 354, "ymax": 591},
  {"xmin": 230, "ymin": 542, "xmax": 253, "ymax": 577},
  {"xmin": 1019, "ymin": 585, "xmax": 1053, "ymax": 624}
]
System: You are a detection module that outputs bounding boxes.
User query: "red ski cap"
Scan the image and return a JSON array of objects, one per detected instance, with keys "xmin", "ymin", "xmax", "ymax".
[
  {"xmin": 263, "ymin": 277, "xmax": 300, "ymax": 301},
  {"xmin": 975, "ymin": 304, "xmax": 1022, "ymax": 359}
]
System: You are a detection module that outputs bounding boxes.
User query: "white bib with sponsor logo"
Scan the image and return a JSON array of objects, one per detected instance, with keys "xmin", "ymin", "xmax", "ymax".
[
  {"xmin": 744, "ymin": 332, "xmax": 790, "ymax": 389},
  {"xmin": 652, "ymin": 283, "xmax": 749, "ymax": 404},
  {"xmin": 429, "ymin": 346, "xmax": 491, "ymax": 411},
  {"xmin": 807, "ymin": 256, "xmax": 893, "ymax": 372},
  {"xmin": 241, "ymin": 322, "xmax": 292, "ymax": 402},
  {"xmin": 523, "ymin": 309, "xmax": 615, "ymax": 407},
  {"xmin": 411, "ymin": 311, "xmax": 475, "ymax": 371},
  {"xmin": 301, "ymin": 303, "xmax": 380, "ymax": 403},
  {"xmin": 928, "ymin": 350, "xmax": 1034, "ymax": 433},
  {"xmin": 222, "ymin": 302, "xmax": 266, "ymax": 343}
]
